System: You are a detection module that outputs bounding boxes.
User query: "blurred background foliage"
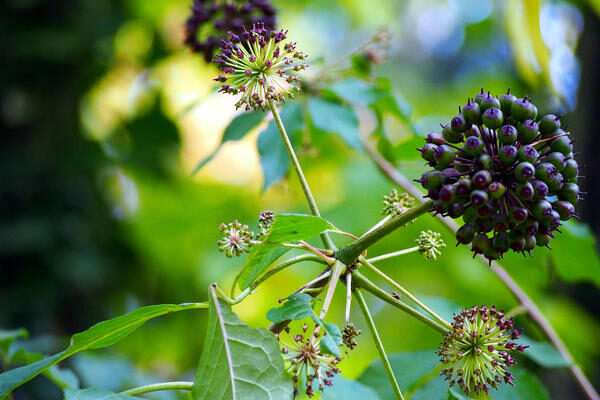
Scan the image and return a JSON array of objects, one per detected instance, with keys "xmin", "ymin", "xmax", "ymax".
[{"xmin": 1, "ymin": 0, "xmax": 600, "ymax": 399}]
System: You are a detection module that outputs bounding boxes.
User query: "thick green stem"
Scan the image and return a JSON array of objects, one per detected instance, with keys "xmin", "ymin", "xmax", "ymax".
[
  {"xmin": 251, "ymin": 254, "xmax": 325, "ymax": 290},
  {"xmin": 335, "ymin": 201, "xmax": 434, "ymax": 265},
  {"xmin": 121, "ymin": 381, "xmax": 193, "ymax": 396},
  {"xmin": 359, "ymin": 257, "xmax": 452, "ymax": 330},
  {"xmin": 353, "ymin": 271, "xmax": 449, "ymax": 335},
  {"xmin": 268, "ymin": 99, "xmax": 335, "ymax": 250},
  {"xmin": 354, "ymin": 288, "xmax": 405, "ymax": 400}
]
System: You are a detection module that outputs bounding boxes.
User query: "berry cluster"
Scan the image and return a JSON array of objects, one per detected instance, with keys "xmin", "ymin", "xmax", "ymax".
[
  {"xmin": 278, "ymin": 324, "xmax": 341, "ymax": 398},
  {"xmin": 184, "ymin": 0, "xmax": 277, "ymax": 61},
  {"xmin": 416, "ymin": 89, "xmax": 582, "ymax": 261},
  {"xmin": 213, "ymin": 23, "xmax": 308, "ymax": 111},
  {"xmin": 438, "ymin": 305, "xmax": 527, "ymax": 395}
]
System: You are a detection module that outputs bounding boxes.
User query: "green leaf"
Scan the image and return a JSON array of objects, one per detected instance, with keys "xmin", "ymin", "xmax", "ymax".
[
  {"xmin": 237, "ymin": 246, "xmax": 290, "ymax": 290},
  {"xmin": 321, "ymin": 375, "xmax": 382, "ymax": 400},
  {"xmin": 266, "ymin": 214, "xmax": 336, "ymax": 244},
  {"xmin": 63, "ymin": 388, "xmax": 139, "ymax": 400},
  {"xmin": 266, "ymin": 293, "xmax": 318, "ymax": 324},
  {"xmin": 447, "ymin": 388, "xmax": 468, "ymax": 399},
  {"xmin": 258, "ymin": 103, "xmax": 304, "ymax": 189},
  {"xmin": 0, "ymin": 303, "xmax": 207, "ymax": 399},
  {"xmin": 192, "ymin": 286, "xmax": 293, "ymax": 400},
  {"xmin": 0, "ymin": 329, "xmax": 27, "ymax": 354},
  {"xmin": 319, "ymin": 322, "xmax": 342, "ymax": 358},
  {"xmin": 192, "ymin": 111, "xmax": 265, "ymax": 174},
  {"xmin": 518, "ymin": 335, "xmax": 570, "ymax": 368},
  {"xmin": 325, "ymin": 79, "xmax": 383, "ymax": 107},
  {"xmin": 307, "ymin": 98, "xmax": 361, "ymax": 150},
  {"xmin": 493, "ymin": 368, "xmax": 550, "ymax": 400},
  {"xmin": 550, "ymin": 221, "xmax": 600, "ymax": 287},
  {"xmin": 585, "ymin": 0, "xmax": 600, "ymax": 16},
  {"xmin": 358, "ymin": 351, "xmax": 439, "ymax": 400}
]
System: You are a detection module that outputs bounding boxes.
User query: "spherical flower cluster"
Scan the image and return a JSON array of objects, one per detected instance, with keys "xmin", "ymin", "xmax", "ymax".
[
  {"xmin": 416, "ymin": 89, "xmax": 582, "ymax": 261},
  {"xmin": 256, "ymin": 209, "xmax": 274, "ymax": 239},
  {"xmin": 342, "ymin": 324, "xmax": 361, "ymax": 350},
  {"xmin": 213, "ymin": 23, "xmax": 308, "ymax": 111},
  {"xmin": 416, "ymin": 230, "xmax": 446, "ymax": 260},
  {"xmin": 217, "ymin": 220, "xmax": 254, "ymax": 257},
  {"xmin": 184, "ymin": 0, "xmax": 277, "ymax": 61},
  {"xmin": 438, "ymin": 305, "xmax": 527, "ymax": 395},
  {"xmin": 278, "ymin": 324, "xmax": 341, "ymax": 398},
  {"xmin": 382, "ymin": 189, "xmax": 415, "ymax": 217}
]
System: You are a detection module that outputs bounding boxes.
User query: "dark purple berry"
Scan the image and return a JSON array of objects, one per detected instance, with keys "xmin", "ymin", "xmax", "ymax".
[
  {"xmin": 531, "ymin": 179, "xmax": 549, "ymax": 199},
  {"xmin": 492, "ymin": 214, "xmax": 509, "ymax": 232},
  {"xmin": 509, "ymin": 230, "xmax": 526, "ymax": 251},
  {"xmin": 552, "ymin": 200, "xmax": 575, "ymax": 220},
  {"xmin": 473, "ymin": 170, "xmax": 492, "ymax": 188},
  {"xmin": 439, "ymin": 184, "xmax": 457, "ymax": 203},
  {"xmin": 456, "ymin": 178, "xmax": 472, "ymax": 197},
  {"xmin": 456, "ymin": 224, "xmax": 476, "ymax": 244},
  {"xmin": 420, "ymin": 143, "xmax": 438, "ymax": 162},
  {"xmin": 471, "ymin": 190, "xmax": 489, "ymax": 207},
  {"xmin": 532, "ymin": 200, "xmax": 553, "ymax": 220},
  {"xmin": 421, "ymin": 170, "xmax": 444, "ymax": 190},
  {"xmin": 451, "ymin": 114, "xmax": 467, "ymax": 132},
  {"xmin": 448, "ymin": 202, "xmax": 465, "ymax": 218},
  {"xmin": 477, "ymin": 204, "xmax": 494, "ymax": 218},
  {"xmin": 510, "ymin": 207, "xmax": 528, "ymax": 224},
  {"xmin": 426, "ymin": 132, "xmax": 446, "ymax": 145},
  {"xmin": 472, "ymin": 233, "xmax": 491, "ymax": 254},
  {"xmin": 493, "ymin": 232, "xmax": 510, "ymax": 253},
  {"xmin": 464, "ymin": 136, "xmax": 484, "ymax": 156},
  {"xmin": 521, "ymin": 218, "xmax": 539, "ymax": 235},
  {"xmin": 516, "ymin": 182, "xmax": 534, "ymax": 201}
]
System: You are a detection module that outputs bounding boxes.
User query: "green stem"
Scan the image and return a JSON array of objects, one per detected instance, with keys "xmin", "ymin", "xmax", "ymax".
[
  {"xmin": 251, "ymin": 254, "xmax": 325, "ymax": 290},
  {"xmin": 268, "ymin": 99, "xmax": 335, "ymax": 250},
  {"xmin": 359, "ymin": 257, "xmax": 452, "ymax": 330},
  {"xmin": 354, "ymin": 288, "xmax": 405, "ymax": 400},
  {"xmin": 353, "ymin": 271, "xmax": 449, "ymax": 335},
  {"xmin": 366, "ymin": 246, "xmax": 419, "ymax": 263},
  {"xmin": 335, "ymin": 200, "xmax": 434, "ymax": 265},
  {"xmin": 121, "ymin": 381, "xmax": 193, "ymax": 396}
]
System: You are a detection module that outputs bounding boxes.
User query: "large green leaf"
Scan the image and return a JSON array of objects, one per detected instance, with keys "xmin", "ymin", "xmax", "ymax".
[
  {"xmin": 0, "ymin": 329, "xmax": 27, "ymax": 354},
  {"xmin": 63, "ymin": 388, "xmax": 139, "ymax": 400},
  {"xmin": 324, "ymin": 79, "xmax": 384, "ymax": 107},
  {"xmin": 237, "ymin": 214, "xmax": 335, "ymax": 290},
  {"xmin": 193, "ymin": 286, "xmax": 293, "ymax": 400},
  {"xmin": 237, "ymin": 246, "xmax": 290, "ymax": 290},
  {"xmin": 192, "ymin": 111, "xmax": 265, "ymax": 174},
  {"xmin": 492, "ymin": 368, "xmax": 550, "ymax": 400},
  {"xmin": 307, "ymin": 98, "xmax": 361, "ymax": 150},
  {"xmin": 0, "ymin": 303, "xmax": 207, "ymax": 399},
  {"xmin": 518, "ymin": 335, "xmax": 570, "ymax": 368},
  {"xmin": 258, "ymin": 103, "xmax": 304, "ymax": 189},
  {"xmin": 550, "ymin": 221, "xmax": 600, "ymax": 287},
  {"xmin": 266, "ymin": 214, "xmax": 336, "ymax": 244},
  {"xmin": 266, "ymin": 293, "xmax": 318, "ymax": 323},
  {"xmin": 321, "ymin": 375, "xmax": 382, "ymax": 400}
]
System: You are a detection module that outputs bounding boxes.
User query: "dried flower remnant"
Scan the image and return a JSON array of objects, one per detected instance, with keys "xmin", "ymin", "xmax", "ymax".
[
  {"xmin": 213, "ymin": 23, "xmax": 308, "ymax": 111},
  {"xmin": 438, "ymin": 305, "xmax": 528, "ymax": 395},
  {"xmin": 278, "ymin": 324, "xmax": 341, "ymax": 398},
  {"xmin": 217, "ymin": 219, "xmax": 254, "ymax": 257}
]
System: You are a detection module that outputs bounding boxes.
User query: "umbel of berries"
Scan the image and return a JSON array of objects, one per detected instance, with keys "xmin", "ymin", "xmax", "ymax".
[
  {"xmin": 438, "ymin": 305, "xmax": 527, "ymax": 395},
  {"xmin": 213, "ymin": 23, "xmax": 308, "ymax": 111},
  {"xmin": 416, "ymin": 89, "xmax": 582, "ymax": 262},
  {"xmin": 184, "ymin": 0, "xmax": 277, "ymax": 62}
]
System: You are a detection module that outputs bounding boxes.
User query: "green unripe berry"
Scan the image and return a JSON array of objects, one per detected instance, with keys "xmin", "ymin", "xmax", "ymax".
[
  {"xmin": 472, "ymin": 233, "xmax": 491, "ymax": 254},
  {"xmin": 473, "ymin": 170, "xmax": 492, "ymax": 188},
  {"xmin": 511, "ymin": 97, "xmax": 535, "ymax": 121},
  {"xmin": 442, "ymin": 124, "xmax": 463, "ymax": 144},
  {"xmin": 492, "ymin": 232, "xmax": 510, "ymax": 253},
  {"xmin": 421, "ymin": 170, "xmax": 444, "ymax": 190},
  {"xmin": 545, "ymin": 152, "xmax": 566, "ymax": 171},
  {"xmin": 480, "ymin": 93, "xmax": 501, "ymax": 112},
  {"xmin": 498, "ymin": 125, "xmax": 518, "ymax": 145},
  {"xmin": 499, "ymin": 91, "xmax": 517, "ymax": 115},
  {"xmin": 509, "ymin": 230, "xmax": 526, "ymax": 251},
  {"xmin": 463, "ymin": 206, "xmax": 478, "ymax": 224},
  {"xmin": 535, "ymin": 162, "xmax": 557, "ymax": 183},
  {"xmin": 562, "ymin": 159, "xmax": 578, "ymax": 180},
  {"xmin": 499, "ymin": 145, "xmax": 518, "ymax": 164},
  {"xmin": 524, "ymin": 235, "xmax": 537, "ymax": 251},
  {"xmin": 488, "ymin": 181, "xmax": 506, "ymax": 200},
  {"xmin": 476, "ymin": 154, "xmax": 493, "ymax": 170},
  {"xmin": 464, "ymin": 136, "xmax": 484, "ymax": 156},
  {"xmin": 474, "ymin": 90, "xmax": 487, "ymax": 105},
  {"xmin": 532, "ymin": 200, "xmax": 553, "ymax": 220},
  {"xmin": 470, "ymin": 190, "xmax": 489, "ymax": 208},
  {"xmin": 451, "ymin": 114, "xmax": 467, "ymax": 132},
  {"xmin": 484, "ymin": 245, "xmax": 500, "ymax": 260},
  {"xmin": 550, "ymin": 136, "xmax": 573, "ymax": 155},
  {"xmin": 514, "ymin": 162, "xmax": 535, "ymax": 181},
  {"xmin": 433, "ymin": 145, "xmax": 456, "ymax": 166},
  {"xmin": 547, "ymin": 173, "xmax": 564, "ymax": 192},
  {"xmin": 552, "ymin": 200, "xmax": 575, "ymax": 220},
  {"xmin": 517, "ymin": 145, "xmax": 539, "ymax": 163},
  {"xmin": 539, "ymin": 114, "xmax": 561, "ymax": 135},
  {"xmin": 492, "ymin": 213, "xmax": 509, "ymax": 232},
  {"xmin": 482, "ymin": 107, "xmax": 503, "ymax": 129},
  {"xmin": 535, "ymin": 232, "xmax": 551, "ymax": 247},
  {"xmin": 462, "ymin": 101, "xmax": 481, "ymax": 124},
  {"xmin": 420, "ymin": 143, "xmax": 438, "ymax": 162},
  {"xmin": 558, "ymin": 182, "xmax": 580, "ymax": 204},
  {"xmin": 517, "ymin": 120, "xmax": 539, "ymax": 144}
]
